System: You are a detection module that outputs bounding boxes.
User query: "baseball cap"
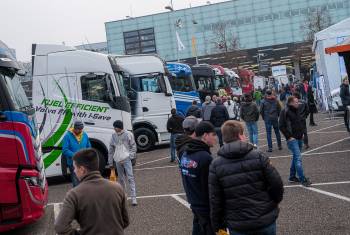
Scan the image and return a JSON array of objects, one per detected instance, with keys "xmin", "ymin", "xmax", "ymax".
[
  {"xmin": 182, "ymin": 116, "xmax": 199, "ymax": 133},
  {"xmin": 195, "ymin": 121, "xmax": 215, "ymax": 137},
  {"xmin": 74, "ymin": 120, "xmax": 84, "ymax": 130}
]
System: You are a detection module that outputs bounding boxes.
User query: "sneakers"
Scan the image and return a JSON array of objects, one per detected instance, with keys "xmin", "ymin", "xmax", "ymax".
[
  {"xmin": 131, "ymin": 197, "xmax": 138, "ymax": 206},
  {"xmin": 305, "ymin": 144, "xmax": 310, "ymax": 149},
  {"xmin": 310, "ymin": 123, "xmax": 317, "ymax": 126},
  {"xmin": 253, "ymin": 144, "xmax": 258, "ymax": 149},
  {"xmin": 288, "ymin": 177, "xmax": 300, "ymax": 183},
  {"xmin": 301, "ymin": 178, "xmax": 312, "ymax": 187},
  {"xmin": 278, "ymin": 146, "xmax": 282, "ymax": 150},
  {"xmin": 266, "ymin": 149, "xmax": 273, "ymax": 153}
]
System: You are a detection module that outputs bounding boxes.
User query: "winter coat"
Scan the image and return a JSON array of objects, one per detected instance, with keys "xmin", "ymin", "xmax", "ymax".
[
  {"xmin": 167, "ymin": 114, "xmax": 184, "ymax": 134},
  {"xmin": 54, "ymin": 171, "xmax": 129, "ymax": 235},
  {"xmin": 279, "ymin": 105, "xmax": 305, "ymax": 140},
  {"xmin": 210, "ymin": 103, "xmax": 230, "ymax": 127},
  {"xmin": 340, "ymin": 83, "xmax": 350, "ymax": 107},
  {"xmin": 298, "ymin": 99, "xmax": 310, "ymax": 120},
  {"xmin": 179, "ymin": 139, "xmax": 213, "ymax": 213},
  {"xmin": 240, "ymin": 101, "xmax": 259, "ymax": 123},
  {"xmin": 209, "ymin": 141, "xmax": 283, "ymax": 232},
  {"xmin": 186, "ymin": 105, "xmax": 202, "ymax": 118},
  {"xmin": 260, "ymin": 96, "xmax": 281, "ymax": 121},
  {"xmin": 224, "ymin": 101, "xmax": 240, "ymax": 120},
  {"xmin": 202, "ymin": 101, "xmax": 216, "ymax": 121},
  {"xmin": 108, "ymin": 130, "xmax": 137, "ymax": 165},
  {"xmin": 62, "ymin": 131, "xmax": 91, "ymax": 166},
  {"xmin": 175, "ymin": 134, "xmax": 192, "ymax": 160}
]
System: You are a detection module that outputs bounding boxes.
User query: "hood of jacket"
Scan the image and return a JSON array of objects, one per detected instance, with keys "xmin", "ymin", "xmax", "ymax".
[
  {"xmin": 217, "ymin": 141, "xmax": 253, "ymax": 159},
  {"xmin": 184, "ymin": 138, "xmax": 210, "ymax": 155},
  {"xmin": 340, "ymin": 83, "xmax": 349, "ymax": 89}
]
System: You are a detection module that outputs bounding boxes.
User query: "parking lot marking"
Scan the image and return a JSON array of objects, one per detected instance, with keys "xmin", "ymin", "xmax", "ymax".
[
  {"xmin": 171, "ymin": 195, "xmax": 191, "ymax": 209},
  {"xmin": 303, "ymin": 137, "xmax": 350, "ymax": 155},
  {"xmin": 134, "ymin": 165, "xmax": 178, "ymax": 171},
  {"xmin": 284, "ymin": 180, "xmax": 350, "ymax": 188},
  {"xmin": 135, "ymin": 156, "xmax": 169, "ymax": 167},
  {"xmin": 53, "ymin": 203, "xmax": 61, "ymax": 221},
  {"xmin": 270, "ymin": 149, "xmax": 350, "ymax": 159},
  {"xmin": 303, "ymin": 187, "xmax": 350, "ymax": 203}
]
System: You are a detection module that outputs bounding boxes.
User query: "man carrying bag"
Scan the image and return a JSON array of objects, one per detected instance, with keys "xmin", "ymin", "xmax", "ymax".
[{"xmin": 108, "ymin": 120, "xmax": 138, "ymax": 206}]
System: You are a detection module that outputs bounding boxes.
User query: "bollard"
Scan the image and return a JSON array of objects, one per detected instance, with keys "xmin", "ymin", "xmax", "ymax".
[{"xmin": 109, "ymin": 167, "xmax": 118, "ymax": 182}]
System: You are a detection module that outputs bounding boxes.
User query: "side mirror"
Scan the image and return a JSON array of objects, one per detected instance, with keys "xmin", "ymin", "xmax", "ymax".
[{"xmin": 165, "ymin": 92, "xmax": 173, "ymax": 97}]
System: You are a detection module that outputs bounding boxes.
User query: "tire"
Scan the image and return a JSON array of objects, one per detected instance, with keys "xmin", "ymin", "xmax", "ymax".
[
  {"xmin": 134, "ymin": 127, "xmax": 156, "ymax": 151},
  {"xmin": 93, "ymin": 148, "xmax": 106, "ymax": 174}
]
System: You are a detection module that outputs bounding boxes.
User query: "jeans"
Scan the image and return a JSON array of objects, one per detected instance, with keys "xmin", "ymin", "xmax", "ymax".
[
  {"xmin": 264, "ymin": 120, "xmax": 282, "ymax": 150},
  {"xmin": 215, "ymin": 127, "xmax": 223, "ymax": 147},
  {"xmin": 287, "ymin": 139, "xmax": 305, "ymax": 181},
  {"xmin": 245, "ymin": 122, "xmax": 258, "ymax": 146},
  {"xmin": 229, "ymin": 222, "xmax": 276, "ymax": 235},
  {"xmin": 68, "ymin": 165, "xmax": 79, "ymax": 187},
  {"xmin": 170, "ymin": 133, "xmax": 180, "ymax": 162},
  {"xmin": 192, "ymin": 211, "xmax": 215, "ymax": 235},
  {"xmin": 116, "ymin": 158, "xmax": 137, "ymax": 198}
]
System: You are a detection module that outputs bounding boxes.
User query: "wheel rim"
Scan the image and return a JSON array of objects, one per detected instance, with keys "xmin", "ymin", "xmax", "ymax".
[{"xmin": 137, "ymin": 134, "xmax": 149, "ymax": 147}]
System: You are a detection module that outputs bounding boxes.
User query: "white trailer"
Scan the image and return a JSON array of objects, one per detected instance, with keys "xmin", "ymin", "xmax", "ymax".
[
  {"xmin": 32, "ymin": 44, "xmax": 132, "ymax": 177},
  {"xmin": 114, "ymin": 55, "xmax": 176, "ymax": 151}
]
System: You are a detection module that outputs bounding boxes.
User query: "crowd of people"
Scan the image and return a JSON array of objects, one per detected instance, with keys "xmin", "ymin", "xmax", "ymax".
[{"xmin": 54, "ymin": 79, "xmax": 319, "ymax": 235}]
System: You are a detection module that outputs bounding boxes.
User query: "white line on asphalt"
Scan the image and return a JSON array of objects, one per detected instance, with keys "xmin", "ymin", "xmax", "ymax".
[
  {"xmin": 303, "ymin": 187, "xmax": 350, "ymax": 202},
  {"xmin": 302, "ymin": 137, "xmax": 350, "ymax": 155},
  {"xmin": 53, "ymin": 203, "xmax": 61, "ymax": 221},
  {"xmin": 134, "ymin": 165, "xmax": 178, "ymax": 171},
  {"xmin": 310, "ymin": 131, "xmax": 348, "ymax": 134},
  {"xmin": 171, "ymin": 195, "xmax": 191, "ymax": 209},
  {"xmin": 135, "ymin": 156, "xmax": 169, "ymax": 167},
  {"xmin": 270, "ymin": 149, "xmax": 350, "ymax": 159},
  {"xmin": 284, "ymin": 180, "xmax": 350, "ymax": 188},
  {"xmin": 259, "ymin": 122, "xmax": 344, "ymax": 148}
]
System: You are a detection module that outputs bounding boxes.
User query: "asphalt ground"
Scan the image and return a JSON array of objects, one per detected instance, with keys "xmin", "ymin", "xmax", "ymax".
[{"xmin": 5, "ymin": 112, "xmax": 350, "ymax": 235}]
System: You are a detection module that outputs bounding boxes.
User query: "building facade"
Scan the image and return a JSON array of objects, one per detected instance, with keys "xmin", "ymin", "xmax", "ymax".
[{"xmin": 105, "ymin": 0, "xmax": 350, "ymax": 63}]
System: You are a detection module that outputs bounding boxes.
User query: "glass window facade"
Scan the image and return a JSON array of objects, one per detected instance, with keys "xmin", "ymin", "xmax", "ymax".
[{"xmin": 105, "ymin": 0, "xmax": 350, "ymax": 61}]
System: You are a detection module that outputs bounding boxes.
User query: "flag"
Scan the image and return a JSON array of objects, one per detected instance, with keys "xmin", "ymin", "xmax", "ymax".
[{"xmin": 176, "ymin": 31, "xmax": 185, "ymax": 51}]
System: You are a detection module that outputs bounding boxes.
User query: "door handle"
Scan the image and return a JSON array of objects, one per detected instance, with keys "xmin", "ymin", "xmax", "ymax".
[
  {"xmin": 84, "ymin": 122, "xmax": 95, "ymax": 126},
  {"xmin": 142, "ymin": 107, "xmax": 149, "ymax": 112}
]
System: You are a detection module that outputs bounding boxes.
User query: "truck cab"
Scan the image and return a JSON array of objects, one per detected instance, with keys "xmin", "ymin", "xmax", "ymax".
[
  {"xmin": 166, "ymin": 62, "xmax": 200, "ymax": 116},
  {"xmin": 191, "ymin": 64, "xmax": 218, "ymax": 102},
  {"xmin": 224, "ymin": 68, "xmax": 242, "ymax": 97},
  {"xmin": 211, "ymin": 65, "xmax": 232, "ymax": 97},
  {"xmin": 114, "ymin": 55, "xmax": 176, "ymax": 151},
  {"xmin": 32, "ymin": 44, "xmax": 132, "ymax": 177},
  {"xmin": 0, "ymin": 41, "xmax": 48, "ymax": 232}
]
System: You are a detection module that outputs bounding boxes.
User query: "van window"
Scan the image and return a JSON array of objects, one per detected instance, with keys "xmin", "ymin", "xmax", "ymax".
[{"xmin": 81, "ymin": 73, "xmax": 116, "ymax": 102}]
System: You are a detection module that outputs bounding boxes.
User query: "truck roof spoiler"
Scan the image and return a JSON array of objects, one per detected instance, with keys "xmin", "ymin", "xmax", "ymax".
[{"xmin": 32, "ymin": 44, "xmax": 76, "ymax": 56}]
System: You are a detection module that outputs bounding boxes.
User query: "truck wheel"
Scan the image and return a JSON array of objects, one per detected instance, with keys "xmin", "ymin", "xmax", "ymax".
[
  {"xmin": 134, "ymin": 127, "xmax": 156, "ymax": 151},
  {"xmin": 94, "ymin": 148, "xmax": 106, "ymax": 174}
]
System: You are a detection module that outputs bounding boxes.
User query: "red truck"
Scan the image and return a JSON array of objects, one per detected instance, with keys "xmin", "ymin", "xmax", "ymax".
[{"xmin": 0, "ymin": 41, "xmax": 48, "ymax": 232}]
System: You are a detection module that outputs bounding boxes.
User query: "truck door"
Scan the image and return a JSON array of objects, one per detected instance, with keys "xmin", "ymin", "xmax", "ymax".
[
  {"xmin": 0, "ymin": 79, "xmax": 20, "ymax": 207},
  {"xmin": 136, "ymin": 74, "xmax": 172, "ymax": 141}
]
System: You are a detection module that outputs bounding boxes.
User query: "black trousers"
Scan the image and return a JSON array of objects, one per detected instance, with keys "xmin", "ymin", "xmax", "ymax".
[
  {"xmin": 192, "ymin": 211, "xmax": 215, "ymax": 235},
  {"xmin": 310, "ymin": 112, "xmax": 315, "ymax": 125},
  {"xmin": 345, "ymin": 108, "xmax": 350, "ymax": 131}
]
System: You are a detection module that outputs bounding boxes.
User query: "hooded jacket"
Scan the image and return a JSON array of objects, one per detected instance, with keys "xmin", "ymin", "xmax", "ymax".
[
  {"xmin": 209, "ymin": 141, "xmax": 283, "ymax": 232},
  {"xmin": 62, "ymin": 131, "xmax": 91, "ymax": 166},
  {"xmin": 260, "ymin": 96, "xmax": 281, "ymax": 121},
  {"xmin": 179, "ymin": 139, "xmax": 213, "ymax": 213},
  {"xmin": 186, "ymin": 105, "xmax": 202, "ymax": 118},
  {"xmin": 240, "ymin": 101, "xmax": 259, "ymax": 123},
  {"xmin": 167, "ymin": 114, "xmax": 184, "ymax": 134},
  {"xmin": 202, "ymin": 101, "xmax": 216, "ymax": 121},
  {"xmin": 55, "ymin": 171, "xmax": 129, "ymax": 235},
  {"xmin": 108, "ymin": 130, "xmax": 137, "ymax": 165},
  {"xmin": 210, "ymin": 101, "xmax": 230, "ymax": 127}
]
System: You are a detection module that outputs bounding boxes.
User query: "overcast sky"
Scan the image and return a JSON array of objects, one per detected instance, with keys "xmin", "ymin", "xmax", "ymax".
[{"xmin": 1, "ymin": 0, "xmax": 227, "ymax": 61}]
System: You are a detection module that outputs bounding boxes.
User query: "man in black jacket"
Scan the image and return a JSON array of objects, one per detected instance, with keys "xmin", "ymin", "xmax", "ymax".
[
  {"xmin": 175, "ymin": 116, "xmax": 199, "ymax": 161},
  {"xmin": 279, "ymin": 96, "xmax": 312, "ymax": 187},
  {"xmin": 340, "ymin": 77, "xmax": 350, "ymax": 132},
  {"xmin": 210, "ymin": 98, "xmax": 229, "ymax": 146},
  {"xmin": 167, "ymin": 108, "xmax": 184, "ymax": 162},
  {"xmin": 209, "ymin": 120, "xmax": 283, "ymax": 235},
  {"xmin": 186, "ymin": 100, "xmax": 202, "ymax": 118},
  {"xmin": 293, "ymin": 92, "xmax": 310, "ymax": 149},
  {"xmin": 179, "ymin": 121, "xmax": 217, "ymax": 235}
]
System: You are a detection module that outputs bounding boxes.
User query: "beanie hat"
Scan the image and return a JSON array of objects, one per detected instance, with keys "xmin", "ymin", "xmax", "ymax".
[
  {"xmin": 113, "ymin": 120, "xmax": 124, "ymax": 129},
  {"xmin": 195, "ymin": 121, "xmax": 215, "ymax": 137},
  {"xmin": 74, "ymin": 120, "xmax": 84, "ymax": 130}
]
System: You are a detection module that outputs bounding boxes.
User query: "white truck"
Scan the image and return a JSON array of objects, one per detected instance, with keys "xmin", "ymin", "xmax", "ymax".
[
  {"xmin": 114, "ymin": 55, "xmax": 176, "ymax": 151},
  {"xmin": 32, "ymin": 44, "xmax": 132, "ymax": 177}
]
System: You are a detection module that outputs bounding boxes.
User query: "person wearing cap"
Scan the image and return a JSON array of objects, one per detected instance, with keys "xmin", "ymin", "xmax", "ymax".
[
  {"xmin": 62, "ymin": 120, "xmax": 91, "ymax": 187},
  {"xmin": 167, "ymin": 108, "xmax": 185, "ymax": 162},
  {"xmin": 175, "ymin": 116, "xmax": 199, "ymax": 162},
  {"xmin": 108, "ymin": 120, "xmax": 138, "ymax": 206},
  {"xmin": 260, "ymin": 89, "xmax": 282, "ymax": 152},
  {"xmin": 179, "ymin": 121, "xmax": 217, "ymax": 235}
]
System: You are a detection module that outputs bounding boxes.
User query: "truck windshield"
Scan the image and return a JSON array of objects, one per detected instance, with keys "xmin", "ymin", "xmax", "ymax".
[
  {"xmin": 130, "ymin": 73, "xmax": 166, "ymax": 93},
  {"xmin": 169, "ymin": 74, "xmax": 195, "ymax": 92},
  {"xmin": 195, "ymin": 76, "xmax": 212, "ymax": 91},
  {"xmin": 1, "ymin": 71, "xmax": 32, "ymax": 112},
  {"xmin": 214, "ymin": 75, "xmax": 228, "ymax": 90}
]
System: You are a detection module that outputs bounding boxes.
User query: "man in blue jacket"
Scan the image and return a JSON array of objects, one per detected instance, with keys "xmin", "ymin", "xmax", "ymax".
[{"xmin": 62, "ymin": 120, "xmax": 91, "ymax": 187}]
